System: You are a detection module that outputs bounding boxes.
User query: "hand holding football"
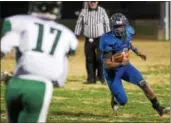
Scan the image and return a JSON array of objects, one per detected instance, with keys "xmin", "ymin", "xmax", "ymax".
[{"xmin": 112, "ymin": 52, "xmax": 129, "ymax": 63}]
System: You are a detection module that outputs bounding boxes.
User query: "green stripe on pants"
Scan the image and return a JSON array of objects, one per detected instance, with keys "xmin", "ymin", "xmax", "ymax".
[{"xmin": 5, "ymin": 76, "xmax": 53, "ymax": 123}]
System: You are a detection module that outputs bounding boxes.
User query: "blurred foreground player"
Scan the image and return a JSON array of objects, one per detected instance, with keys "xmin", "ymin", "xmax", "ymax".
[
  {"xmin": 0, "ymin": 2, "xmax": 78, "ymax": 122},
  {"xmin": 99, "ymin": 13, "xmax": 170, "ymax": 116}
]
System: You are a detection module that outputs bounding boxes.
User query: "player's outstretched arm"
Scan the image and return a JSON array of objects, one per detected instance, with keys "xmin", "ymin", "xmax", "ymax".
[{"xmin": 130, "ymin": 42, "xmax": 147, "ymax": 61}]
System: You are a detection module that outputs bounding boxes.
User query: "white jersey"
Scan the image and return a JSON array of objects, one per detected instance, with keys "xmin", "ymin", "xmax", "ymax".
[{"xmin": 1, "ymin": 15, "xmax": 78, "ymax": 87}]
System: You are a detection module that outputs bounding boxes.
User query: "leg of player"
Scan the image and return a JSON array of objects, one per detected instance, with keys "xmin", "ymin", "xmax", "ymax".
[
  {"xmin": 138, "ymin": 80, "xmax": 170, "ymax": 116},
  {"xmin": 109, "ymin": 79, "xmax": 127, "ymax": 114},
  {"xmin": 111, "ymin": 95, "xmax": 120, "ymax": 113},
  {"xmin": 6, "ymin": 76, "xmax": 53, "ymax": 122},
  {"xmin": 96, "ymin": 48, "xmax": 105, "ymax": 84},
  {"xmin": 122, "ymin": 63, "xmax": 170, "ymax": 116},
  {"xmin": 104, "ymin": 68, "xmax": 127, "ymax": 112},
  {"xmin": 18, "ymin": 76, "xmax": 53, "ymax": 122}
]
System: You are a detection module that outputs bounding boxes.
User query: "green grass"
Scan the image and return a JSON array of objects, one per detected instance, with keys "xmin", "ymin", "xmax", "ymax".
[
  {"xmin": 0, "ymin": 40, "xmax": 170, "ymax": 122},
  {"xmin": 48, "ymin": 81, "xmax": 170, "ymax": 123}
]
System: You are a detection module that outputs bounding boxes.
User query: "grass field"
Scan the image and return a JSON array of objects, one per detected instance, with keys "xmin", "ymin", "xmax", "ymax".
[{"xmin": 1, "ymin": 40, "xmax": 170, "ymax": 123}]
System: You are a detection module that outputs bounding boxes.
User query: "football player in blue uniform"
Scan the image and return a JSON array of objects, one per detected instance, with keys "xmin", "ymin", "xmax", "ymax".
[{"xmin": 99, "ymin": 13, "xmax": 169, "ymax": 116}]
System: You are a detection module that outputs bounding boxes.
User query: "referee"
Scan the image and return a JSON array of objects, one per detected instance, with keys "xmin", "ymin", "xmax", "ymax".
[{"xmin": 75, "ymin": 1, "xmax": 110, "ymax": 84}]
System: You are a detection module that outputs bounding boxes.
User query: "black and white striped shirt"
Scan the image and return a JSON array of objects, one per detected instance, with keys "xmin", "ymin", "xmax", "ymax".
[{"xmin": 74, "ymin": 6, "xmax": 110, "ymax": 38}]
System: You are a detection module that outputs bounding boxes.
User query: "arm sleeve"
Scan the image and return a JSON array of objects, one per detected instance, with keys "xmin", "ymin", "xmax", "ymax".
[
  {"xmin": 74, "ymin": 9, "xmax": 84, "ymax": 35},
  {"xmin": 1, "ymin": 17, "xmax": 21, "ymax": 54},
  {"xmin": 1, "ymin": 19, "xmax": 12, "ymax": 36},
  {"xmin": 68, "ymin": 30, "xmax": 78, "ymax": 55},
  {"xmin": 100, "ymin": 36, "xmax": 113, "ymax": 59},
  {"xmin": 1, "ymin": 17, "xmax": 22, "ymax": 36},
  {"xmin": 102, "ymin": 8, "xmax": 110, "ymax": 33},
  {"xmin": 103, "ymin": 51, "xmax": 113, "ymax": 59},
  {"xmin": 127, "ymin": 25, "xmax": 135, "ymax": 42}
]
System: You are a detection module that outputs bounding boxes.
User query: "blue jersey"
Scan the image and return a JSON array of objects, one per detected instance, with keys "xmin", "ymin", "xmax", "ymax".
[{"xmin": 100, "ymin": 25, "xmax": 134, "ymax": 53}]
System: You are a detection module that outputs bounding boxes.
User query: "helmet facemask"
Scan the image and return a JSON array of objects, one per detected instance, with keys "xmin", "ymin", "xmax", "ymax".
[{"xmin": 112, "ymin": 25, "xmax": 126, "ymax": 37}]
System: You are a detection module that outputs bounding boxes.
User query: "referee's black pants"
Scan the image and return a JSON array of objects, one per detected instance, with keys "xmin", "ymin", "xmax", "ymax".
[{"xmin": 84, "ymin": 37, "xmax": 105, "ymax": 83}]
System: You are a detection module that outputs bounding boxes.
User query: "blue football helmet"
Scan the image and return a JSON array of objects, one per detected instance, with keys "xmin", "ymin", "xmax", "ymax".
[{"xmin": 110, "ymin": 13, "xmax": 129, "ymax": 37}]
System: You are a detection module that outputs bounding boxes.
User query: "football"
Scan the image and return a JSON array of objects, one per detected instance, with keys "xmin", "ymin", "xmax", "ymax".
[{"xmin": 112, "ymin": 51, "xmax": 129, "ymax": 63}]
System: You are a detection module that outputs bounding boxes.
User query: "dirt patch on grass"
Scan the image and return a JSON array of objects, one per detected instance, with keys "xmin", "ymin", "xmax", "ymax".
[{"xmin": 118, "ymin": 113, "xmax": 135, "ymax": 118}]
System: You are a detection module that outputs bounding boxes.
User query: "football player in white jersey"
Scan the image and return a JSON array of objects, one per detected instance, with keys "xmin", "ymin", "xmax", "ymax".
[{"xmin": 0, "ymin": 2, "xmax": 78, "ymax": 122}]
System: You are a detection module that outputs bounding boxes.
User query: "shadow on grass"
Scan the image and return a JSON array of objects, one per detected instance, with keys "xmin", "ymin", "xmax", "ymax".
[
  {"xmin": 67, "ymin": 76, "xmax": 86, "ymax": 83},
  {"xmin": 50, "ymin": 110, "xmax": 110, "ymax": 118},
  {"xmin": 1, "ymin": 109, "xmax": 5, "ymax": 114}
]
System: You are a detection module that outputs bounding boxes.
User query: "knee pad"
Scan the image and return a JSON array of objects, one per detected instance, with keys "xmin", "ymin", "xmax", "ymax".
[{"xmin": 138, "ymin": 80, "xmax": 148, "ymax": 89}]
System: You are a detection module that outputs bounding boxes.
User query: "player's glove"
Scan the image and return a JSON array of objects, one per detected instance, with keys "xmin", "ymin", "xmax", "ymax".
[
  {"xmin": 137, "ymin": 52, "xmax": 146, "ymax": 61},
  {"xmin": 0, "ymin": 71, "xmax": 13, "ymax": 84}
]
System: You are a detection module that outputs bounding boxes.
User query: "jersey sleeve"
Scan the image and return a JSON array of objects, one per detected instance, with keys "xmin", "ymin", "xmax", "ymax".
[
  {"xmin": 1, "ymin": 16, "xmax": 22, "ymax": 54},
  {"xmin": 126, "ymin": 25, "xmax": 135, "ymax": 42},
  {"xmin": 1, "ymin": 19, "xmax": 12, "ymax": 36},
  {"xmin": 1, "ymin": 31, "xmax": 20, "ymax": 54},
  {"xmin": 127, "ymin": 25, "xmax": 135, "ymax": 35},
  {"xmin": 1, "ymin": 16, "xmax": 23, "ymax": 36},
  {"xmin": 74, "ymin": 9, "xmax": 85, "ymax": 35},
  {"xmin": 101, "ymin": 7, "xmax": 110, "ymax": 33},
  {"xmin": 68, "ymin": 29, "xmax": 78, "ymax": 54},
  {"xmin": 100, "ymin": 34, "xmax": 116, "ymax": 52}
]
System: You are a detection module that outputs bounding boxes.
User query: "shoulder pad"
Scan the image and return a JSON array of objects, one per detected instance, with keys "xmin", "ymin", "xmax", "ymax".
[
  {"xmin": 126, "ymin": 25, "xmax": 135, "ymax": 35},
  {"xmin": 100, "ymin": 32, "xmax": 117, "ymax": 52}
]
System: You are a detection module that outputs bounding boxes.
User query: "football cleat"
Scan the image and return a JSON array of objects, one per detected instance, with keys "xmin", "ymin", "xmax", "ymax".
[
  {"xmin": 111, "ymin": 96, "xmax": 120, "ymax": 112},
  {"xmin": 153, "ymin": 105, "xmax": 170, "ymax": 116}
]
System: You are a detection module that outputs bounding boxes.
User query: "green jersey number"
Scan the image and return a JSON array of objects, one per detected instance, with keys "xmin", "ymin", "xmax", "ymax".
[{"xmin": 32, "ymin": 23, "xmax": 62, "ymax": 55}]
